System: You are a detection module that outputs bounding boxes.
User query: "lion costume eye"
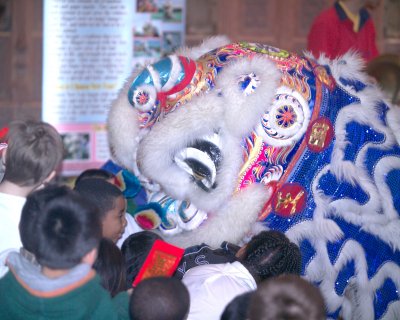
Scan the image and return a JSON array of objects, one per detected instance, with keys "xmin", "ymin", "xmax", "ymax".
[
  {"xmin": 256, "ymin": 86, "xmax": 311, "ymax": 146},
  {"xmin": 174, "ymin": 133, "xmax": 222, "ymax": 192},
  {"xmin": 132, "ymin": 84, "xmax": 157, "ymax": 112},
  {"xmin": 237, "ymin": 72, "xmax": 260, "ymax": 96}
]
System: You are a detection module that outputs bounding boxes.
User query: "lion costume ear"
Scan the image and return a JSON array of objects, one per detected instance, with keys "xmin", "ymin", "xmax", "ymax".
[{"xmin": 216, "ymin": 56, "xmax": 281, "ymax": 138}]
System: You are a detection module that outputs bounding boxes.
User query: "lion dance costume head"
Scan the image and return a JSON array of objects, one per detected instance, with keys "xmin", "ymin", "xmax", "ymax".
[{"xmin": 108, "ymin": 37, "xmax": 400, "ymax": 319}]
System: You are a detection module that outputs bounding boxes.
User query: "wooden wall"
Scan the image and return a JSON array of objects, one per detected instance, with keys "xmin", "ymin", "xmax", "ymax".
[
  {"xmin": 0, "ymin": 0, "xmax": 399, "ymax": 128},
  {"xmin": 0, "ymin": 0, "xmax": 43, "ymax": 128},
  {"xmin": 186, "ymin": 0, "xmax": 332, "ymax": 53},
  {"xmin": 186, "ymin": 0, "xmax": 400, "ymax": 53}
]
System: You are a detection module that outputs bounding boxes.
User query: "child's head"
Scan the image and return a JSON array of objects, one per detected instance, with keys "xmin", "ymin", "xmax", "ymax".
[
  {"xmin": 93, "ymin": 238, "xmax": 126, "ymax": 297},
  {"xmin": 238, "ymin": 230, "xmax": 301, "ymax": 283},
  {"xmin": 74, "ymin": 168, "xmax": 115, "ymax": 186},
  {"xmin": 74, "ymin": 178, "xmax": 127, "ymax": 242},
  {"xmin": 221, "ymin": 291, "xmax": 254, "ymax": 320},
  {"xmin": 121, "ymin": 231, "xmax": 162, "ymax": 288},
  {"xmin": 129, "ymin": 277, "xmax": 190, "ymax": 320},
  {"xmin": 3, "ymin": 120, "xmax": 63, "ymax": 187},
  {"xmin": 248, "ymin": 274, "xmax": 325, "ymax": 320},
  {"xmin": 29, "ymin": 186, "xmax": 102, "ymax": 269},
  {"xmin": 19, "ymin": 184, "xmax": 71, "ymax": 254}
]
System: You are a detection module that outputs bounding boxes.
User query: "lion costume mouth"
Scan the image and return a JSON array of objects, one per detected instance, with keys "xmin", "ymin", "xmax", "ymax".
[{"xmin": 174, "ymin": 133, "xmax": 222, "ymax": 192}]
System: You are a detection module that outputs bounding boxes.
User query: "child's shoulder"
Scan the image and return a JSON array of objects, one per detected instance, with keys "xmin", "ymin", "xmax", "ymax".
[{"xmin": 50, "ymin": 275, "xmax": 121, "ymax": 320}]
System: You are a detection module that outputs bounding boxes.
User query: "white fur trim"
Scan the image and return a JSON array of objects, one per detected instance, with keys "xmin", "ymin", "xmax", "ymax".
[
  {"xmin": 147, "ymin": 65, "xmax": 161, "ymax": 91},
  {"xmin": 304, "ymin": 239, "xmax": 373, "ymax": 318},
  {"xmin": 162, "ymin": 55, "xmax": 183, "ymax": 92},
  {"xmin": 370, "ymin": 262, "xmax": 400, "ymax": 320},
  {"xmin": 386, "ymin": 106, "xmax": 400, "ymax": 145},
  {"xmin": 107, "ymin": 72, "xmax": 141, "ymax": 171},
  {"xmin": 374, "ymin": 156, "xmax": 400, "ymax": 221},
  {"xmin": 325, "ymin": 82, "xmax": 400, "ymax": 250},
  {"xmin": 216, "ymin": 56, "xmax": 281, "ymax": 138},
  {"xmin": 176, "ymin": 35, "xmax": 231, "ymax": 60},
  {"xmin": 382, "ymin": 301, "xmax": 400, "ymax": 320},
  {"xmin": 314, "ymin": 50, "xmax": 369, "ymax": 84},
  {"xmin": 286, "ymin": 218, "xmax": 343, "ymax": 245},
  {"xmin": 165, "ymin": 183, "xmax": 270, "ymax": 247}
]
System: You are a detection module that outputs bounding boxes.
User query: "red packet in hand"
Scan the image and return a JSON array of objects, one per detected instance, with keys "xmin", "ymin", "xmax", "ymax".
[{"xmin": 132, "ymin": 240, "xmax": 184, "ymax": 287}]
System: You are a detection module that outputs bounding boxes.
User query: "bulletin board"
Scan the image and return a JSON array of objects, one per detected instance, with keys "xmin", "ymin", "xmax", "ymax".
[{"xmin": 43, "ymin": 0, "xmax": 186, "ymax": 176}]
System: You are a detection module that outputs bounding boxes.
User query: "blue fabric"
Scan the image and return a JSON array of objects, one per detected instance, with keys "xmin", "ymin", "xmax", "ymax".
[{"xmin": 263, "ymin": 77, "xmax": 400, "ymax": 318}]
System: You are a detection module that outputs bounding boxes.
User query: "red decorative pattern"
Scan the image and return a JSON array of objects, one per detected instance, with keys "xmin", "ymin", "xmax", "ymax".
[
  {"xmin": 306, "ymin": 117, "xmax": 334, "ymax": 153},
  {"xmin": 272, "ymin": 183, "xmax": 306, "ymax": 217}
]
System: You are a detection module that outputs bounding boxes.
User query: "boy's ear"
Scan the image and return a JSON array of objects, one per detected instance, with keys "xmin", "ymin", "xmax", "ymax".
[
  {"xmin": 1, "ymin": 147, "xmax": 7, "ymax": 166},
  {"xmin": 82, "ymin": 247, "xmax": 98, "ymax": 266},
  {"xmin": 43, "ymin": 170, "xmax": 56, "ymax": 184},
  {"xmin": 33, "ymin": 170, "xmax": 57, "ymax": 191},
  {"xmin": 35, "ymin": 170, "xmax": 57, "ymax": 190},
  {"xmin": 235, "ymin": 244, "xmax": 248, "ymax": 259}
]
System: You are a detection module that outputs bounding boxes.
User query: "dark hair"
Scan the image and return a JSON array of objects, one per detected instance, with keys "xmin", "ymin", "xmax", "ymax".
[
  {"xmin": 129, "ymin": 277, "xmax": 190, "ymax": 320},
  {"xmin": 221, "ymin": 291, "xmax": 254, "ymax": 320},
  {"xmin": 93, "ymin": 238, "xmax": 126, "ymax": 297},
  {"xmin": 33, "ymin": 187, "xmax": 102, "ymax": 269},
  {"xmin": 75, "ymin": 168, "xmax": 115, "ymax": 186},
  {"xmin": 19, "ymin": 184, "xmax": 70, "ymax": 253},
  {"xmin": 4, "ymin": 120, "xmax": 64, "ymax": 186},
  {"xmin": 248, "ymin": 274, "xmax": 325, "ymax": 320},
  {"xmin": 74, "ymin": 178, "xmax": 122, "ymax": 218},
  {"xmin": 121, "ymin": 231, "xmax": 162, "ymax": 288},
  {"xmin": 240, "ymin": 230, "xmax": 301, "ymax": 282}
]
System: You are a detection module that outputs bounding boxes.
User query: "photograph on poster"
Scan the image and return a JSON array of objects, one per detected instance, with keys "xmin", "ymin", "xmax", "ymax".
[
  {"xmin": 61, "ymin": 132, "xmax": 90, "ymax": 161},
  {"xmin": 134, "ymin": 38, "xmax": 149, "ymax": 57},
  {"xmin": 162, "ymin": 31, "xmax": 182, "ymax": 54},
  {"xmin": 150, "ymin": 0, "xmax": 183, "ymax": 23},
  {"xmin": 148, "ymin": 38, "xmax": 162, "ymax": 57},
  {"xmin": 134, "ymin": 17, "xmax": 161, "ymax": 38},
  {"xmin": 134, "ymin": 38, "xmax": 162, "ymax": 58},
  {"xmin": 136, "ymin": 0, "xmax": 158, "ymax": 13}
]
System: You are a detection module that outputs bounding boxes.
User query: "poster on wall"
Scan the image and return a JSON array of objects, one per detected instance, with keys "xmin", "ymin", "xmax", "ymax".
[
  {"xmin": 43, "ymin": 0, "xmax": 186, "ymax": 176},
  {"xmin": 133, "ymin": 0, "xmax": 186, "ymax": 68}
]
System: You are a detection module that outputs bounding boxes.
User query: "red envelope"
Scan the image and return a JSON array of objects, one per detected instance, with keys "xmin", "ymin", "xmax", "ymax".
[{"xmin": 132, "ymin": 240, "xmax": 184, "ymax": 287}]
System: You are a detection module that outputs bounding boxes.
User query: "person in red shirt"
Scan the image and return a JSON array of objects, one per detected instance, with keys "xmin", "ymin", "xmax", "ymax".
[{"xmin": 307, "ymin": 0, "xmax": 380, "ymax": 62}]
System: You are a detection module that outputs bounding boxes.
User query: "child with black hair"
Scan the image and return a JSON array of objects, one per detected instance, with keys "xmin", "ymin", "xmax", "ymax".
[
  {"xmin": 0, "ymin": 186, "xmax": 129, "ymax": 319},
  {"xmin": 237, "ymin": 230, "xmax": 301, "ymax": 282},
  {"xmin": 94, "ymin": 238, "xmax": 127, "ymax": 297},
  {"xmin": 121, "ymin": 231, "xmax": 162, "ymax": 289},
  {"xmin": 94, "ymin": 238, "xmax": 129, "ymax": 318},
  {"xmin": 220, "ymin": 291, "xmax": 254, "ymax": 320},
  {"xmin": 129, "ymin": 277, "xmax": 190, "ymax": 320},
  {"xmin": 74, "ymin": 174, "xmax": 142, "ymax": 248},
  {"xmin": 74, "ymin": 178, "xmax": 127, "ymax": 243},
  {"xmin": 74, "ymin": 168, "xmax": 116, "ymax": 186},
  {"xmin": 248, "ymin": 274, "xmax": 325, "ymax": 320},
  {"xmin": 18, "ymin": 185, "xmax": 70, "ymax": 264},
  {"xmin": 182, "ymin": 230, "xmax": 301, "ymax": 320}
]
